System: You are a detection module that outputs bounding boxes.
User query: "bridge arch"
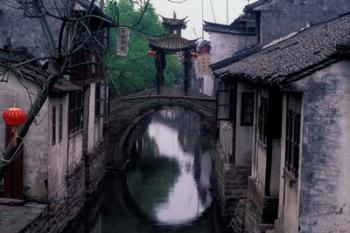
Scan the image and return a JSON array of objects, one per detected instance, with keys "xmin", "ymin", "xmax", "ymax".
[{"xmin": 106, "ymin": 87, "xmax": 217, "ymax": 169}]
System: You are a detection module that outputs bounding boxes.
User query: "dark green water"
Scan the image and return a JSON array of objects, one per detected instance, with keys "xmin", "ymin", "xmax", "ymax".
[{"xmin": 63, "ymin": 107, "xmax": 222, "ymax": 233}]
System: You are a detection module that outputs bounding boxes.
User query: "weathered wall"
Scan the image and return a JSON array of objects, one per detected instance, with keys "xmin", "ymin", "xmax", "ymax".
[
  {"xmin": 47, "ymin": 161, "xmax": 86, "ymax": 233},
  {"xmin": 256, "ymin": 144, "xmax": 267, "ymax": 193},
  {"xmin": 47, "ymin": 95, "xmax": 69, "ymax": 205},
  {"xmin": 245, "ymin": 88, "xmax": 279, "ymax": 233},
  {"xmin": 251, "ymin": 89, "xmax": 269, "ymax": 193},
  {"xmin": 85, "ymin": 84, "xmax": 105, "ymax": 193},
  {"xmin": 274, "ymin": 95, "xmax": 299, "ymax": 233},
  {"xmin": 257, "ymin": 0, "xmax": 350, "ymax": 45},
  {"xmin": 194, "ymin": 53, "xmax": 215, "ymax": 97},
  {"xmin": 87, "ymin": 82, "xmax": 104, "ymax": 150},
  {"xmin": 68, "ymin": 132, "xmax": 83, "ymax": 171},
  {"xmin": 235, "ymin": 82, "xmax": 254, "ymax": 165},
  {"xmin": 85, "ymin": 142, "xmax": 105, "ymax": 194},
  {"xmin": 208, "ymin": 32, "xmax": 257, "ymax": 64},
  {"xmin": 290, "ymin": 61, "xmax": 350, "ymax": 233},
  {"xmin": 219, "ymin": 121, "xmax": 234, "ymax": 163},
  {"xmin": 87, "ymin": 83, "xmax": 96, "ymax": 153},
  {"xmin": 0, "ymin": 71, "xmax": 49, "ymax": 201},
  {"xmin": 202, "ymin": 73, "xmax": 215, "ymax": 97}
]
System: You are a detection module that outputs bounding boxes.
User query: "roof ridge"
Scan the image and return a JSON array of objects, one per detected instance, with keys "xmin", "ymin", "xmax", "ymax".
[{"xmin": 213, "ymin": 11, "xmax": 350, "ymax": 85}]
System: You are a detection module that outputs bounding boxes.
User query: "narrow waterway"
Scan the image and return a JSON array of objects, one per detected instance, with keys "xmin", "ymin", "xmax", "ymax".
[{"xmin": 63, "ymin": 107, "xmax": 222, "ymax": 233}]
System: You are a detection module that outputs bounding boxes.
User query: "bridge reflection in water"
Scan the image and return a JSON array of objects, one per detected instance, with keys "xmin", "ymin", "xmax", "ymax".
[{"xmin": 63, "ymin": 107, "xmax": 223, "ymax": 233}]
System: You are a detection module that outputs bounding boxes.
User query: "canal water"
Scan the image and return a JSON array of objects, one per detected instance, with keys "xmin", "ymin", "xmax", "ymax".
[{"xmin": 63, "ymin": 107, "xmax": 222, "ymax": 233}]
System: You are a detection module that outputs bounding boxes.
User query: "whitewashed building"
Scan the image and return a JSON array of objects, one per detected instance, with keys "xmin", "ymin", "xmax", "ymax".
[
  {"xmin": 0, "ymin": 0, "xmax": 112, "ymax": 232},
  {"xmin": 213, "ymin": 13, "xmax": 350, "ymax": 233},
  {"xmin": 209, "ymin": 0, "xmax": 350, "ymax": 232}
]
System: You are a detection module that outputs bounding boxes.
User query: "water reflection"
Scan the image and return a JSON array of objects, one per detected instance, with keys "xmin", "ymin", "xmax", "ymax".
[
  {"xmin": 127, "ymin": 108, "xmax": 213, "ymax": 225},
  {"xmin": 63, "ymin": 107, "xmax": 222, "ymax": 233}
]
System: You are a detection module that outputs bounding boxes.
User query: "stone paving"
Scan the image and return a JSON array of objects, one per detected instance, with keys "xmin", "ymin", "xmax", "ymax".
[{"xmin": 0, "ymin": 198, "xmax": 48, "ymax": 233}]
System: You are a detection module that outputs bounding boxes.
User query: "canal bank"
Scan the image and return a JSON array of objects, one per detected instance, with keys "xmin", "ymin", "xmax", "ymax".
[
  {"xmin": 63, "ymin": 107, "xmax": 224, "ymax": 233},
  {"xmin": 0, "ymin": 107, "xmax": 225, "ymax": 233}
]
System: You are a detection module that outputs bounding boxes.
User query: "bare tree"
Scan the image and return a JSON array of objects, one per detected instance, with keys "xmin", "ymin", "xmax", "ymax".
[{"xmin": 0, "ymin": 0, "xmax": 151, "ymax": 179}]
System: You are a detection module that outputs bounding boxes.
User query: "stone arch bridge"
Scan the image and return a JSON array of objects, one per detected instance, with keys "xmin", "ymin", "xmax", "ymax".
[{"xmin": 105, "ymin": 87, "xmax": 217, "ymax": 169}]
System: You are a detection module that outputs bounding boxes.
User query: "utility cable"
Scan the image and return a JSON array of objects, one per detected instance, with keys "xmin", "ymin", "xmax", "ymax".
[{"xmin": 209, "ymin": 0, "xmax": 216, "ymax": 22}]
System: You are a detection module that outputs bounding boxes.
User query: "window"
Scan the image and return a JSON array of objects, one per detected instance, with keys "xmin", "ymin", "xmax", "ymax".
[
  {"xmin": 216, "ymin": 80, "xmax": 236, "ymax": 121},
  {"xmin": 52, "ymin": 106, "xmax": 56, "ymax": 145},
  {"xmin": 258, "ymin": 97, "xmax": 268, "ymax": 145},
  {"xmin": 241, "ymin": 92, "xmax": 254, "ymax": 125},
  {"xmin": 59, "ymin": 104, "xmax": 63, "ymax": 143},
  {"xmin": 69, "ymin": 91, "xmax": 84, "ymax": 135},
  {"xmin": 285, "ymin": 94, "xmax": 302, "ymax": 177},
  {"xmin": 217, "ymin": 81, "xmax": 230, "ymax": 121}
]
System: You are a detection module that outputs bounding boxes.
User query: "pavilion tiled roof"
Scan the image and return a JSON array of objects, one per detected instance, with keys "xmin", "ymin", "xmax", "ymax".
[
  {"xmin": 161, "ymin": 16, "xmax": 187, "ymax": 28},
  {"xmin": 149, "ymin": 34, "xmax": 197, "ymax": 51},
  {"xmin": 213, "ymin": 13, "xmax": 350, "ymax": 86}
]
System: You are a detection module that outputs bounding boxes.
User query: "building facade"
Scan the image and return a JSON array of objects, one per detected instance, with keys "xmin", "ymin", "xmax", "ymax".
[
  {"xmin": 0, "ymin": 0, "xmax": 111, "ymax": 232},
  {"xmin": 208, "ymin": 0, "xmax": 350, "ymax": 232},
  {"xmin": 213, "ymin": 11, "xmax": 350, "ymax": 233}
]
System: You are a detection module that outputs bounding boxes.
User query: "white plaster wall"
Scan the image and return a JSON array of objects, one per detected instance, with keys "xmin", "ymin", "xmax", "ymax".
[
  {"xmin": 235, "ymin": 82, "xmax": 254, "ymax": 166},
  {"xmin": 280, "ymin": 175, "xmax": 299, "ymax": 233},
  {"xmin": 47, "ymin": 95, "xmax": 69, "ymax": 203},
  {"xmin": 194, "ymin": 53, "xmax": 215, "ymax": 97},
  {"xmin": 256, "ymin": 144, "xmax": 267, "ymax": 193},
  {"xmin": 68, "ymin": 132, "xmax": 83, "ymax": 172},
  {"xmin": 87, "ymin": 83, "xmax": 96, "ymax": 153},
  {"xmin": 208, "ymin": 32, "xmax": 257, "ymax": 65},
  {"xmin": 0, "ymin": 70, "xmax": 49, "ymax": 201},
  {"xmin": 202, "ymin": 73, "xmax": 215, "ymax": 97},
  {"xmin": 251, "ymin": 89, "xmax": 268, "ymax": 193},
  {"xmin": 87, "ymin": 83, "xmax": 104, "ymax": 153},
  {"xmin": 219, "ymin": 121, "xmax": 234, "ymax": 163},
  {"xmin": 94, "ymin": 118, "xmax": 103, "ymax": 146},
  {"xmin": 277, "ymin": 94, "xmax": 299, "ymax": 233},
  {"xmin": 292, "ymin": 61, "xmax": 350, "ymax": 232}
]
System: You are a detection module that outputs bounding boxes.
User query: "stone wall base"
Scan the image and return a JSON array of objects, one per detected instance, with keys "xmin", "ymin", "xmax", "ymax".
[
  {"xmin": 85, "ymin": 141, "xmax": 105, "ymax": 194},
  {"xmin": 244, "ymin": 178, "xmax": 278, "ymax": 233},
  {"xmin": 213, "ymin": 146, "xmax": 251, "ymax": 233},
  {"xmin": 47, "ymin": 161, "xmax": 86, "ymax": 233}
]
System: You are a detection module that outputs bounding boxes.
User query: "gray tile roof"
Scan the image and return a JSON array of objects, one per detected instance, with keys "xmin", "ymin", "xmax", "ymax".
[
  {"xmin": 204, "ymin": 13, "xmax": 257, "ymax": 36},
  {"xmin": 149, "ymin": 34, "xmax": 197, "ymax": 51},
  {"xmin": 244, "ymin": 0, "xmax": 272, "ymax": 12},
  {"xmin": 213, "ymin": 13, "xmax": 350, "ymax": 86},
  {"xmin": 0, "ymin": 49, "xmax": 81, "ymax": 92}
]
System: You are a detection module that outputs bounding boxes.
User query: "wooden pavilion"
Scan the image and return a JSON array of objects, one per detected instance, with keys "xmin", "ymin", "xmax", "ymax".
[{"xmin": 149, "ymin": 12, "xmax": 197, "ymax": 95}]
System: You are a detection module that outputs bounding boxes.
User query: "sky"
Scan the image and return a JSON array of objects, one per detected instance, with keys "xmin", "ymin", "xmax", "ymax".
[{"xmin": 150, "ymin": 0, "xmax": 257, "ymax": 40}]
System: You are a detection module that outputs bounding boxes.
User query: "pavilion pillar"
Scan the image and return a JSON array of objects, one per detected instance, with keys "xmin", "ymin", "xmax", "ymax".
[{"xmin": 155, "ymin": 49, "xmax": 166, "ymax": 94}]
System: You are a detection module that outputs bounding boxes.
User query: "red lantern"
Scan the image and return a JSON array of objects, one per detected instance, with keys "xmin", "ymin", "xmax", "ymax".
[
  {"xmin": 191, "ymin": 51, "xmax": 199, "ymax": 59},
  {"xmin": 2, "ymin": 107, "xmax": 27, "ymax": 126},
  {"xmin": 2, "ymin": 107, "xmax": 27, "ymax": 145},
  {"xmin": 148, "ymin": 50, "xmax": 156, "ymax": 56}
]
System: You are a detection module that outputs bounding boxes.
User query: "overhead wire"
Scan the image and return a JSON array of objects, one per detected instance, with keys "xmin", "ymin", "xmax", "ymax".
[{"xmin": 209, "ymin": 0, "xmax": 217, "ymax": 22}]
